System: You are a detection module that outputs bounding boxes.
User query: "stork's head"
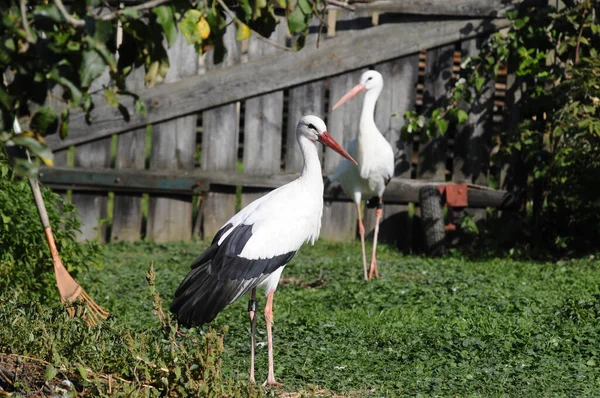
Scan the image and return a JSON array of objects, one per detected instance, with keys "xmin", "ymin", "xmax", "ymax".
[
  {"xmin": 297, "ymin": 115, "xmax": 357, "ymax": 165},
  {"xmin": 332, "ymin": 70, "xmax": 383, "ymax": 110}
]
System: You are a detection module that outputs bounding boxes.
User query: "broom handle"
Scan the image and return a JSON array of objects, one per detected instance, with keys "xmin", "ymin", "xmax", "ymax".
[{"xmin": 13, "ymin": 118, "xmax": 61, "ymax": 262}]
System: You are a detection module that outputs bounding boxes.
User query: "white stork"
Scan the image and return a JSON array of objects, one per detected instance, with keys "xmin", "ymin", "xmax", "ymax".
[
  {"xmin": 170, "ymin": 115, "xmax": 356, "ymax": 386},
  {"xmin": 329, "ymin": 70, "xmax": 395, "ymax": 280}
]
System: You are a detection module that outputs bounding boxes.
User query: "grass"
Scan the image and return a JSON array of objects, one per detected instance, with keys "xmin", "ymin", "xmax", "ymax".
[{"xmin": 79, "ymin": 240, "xmax": 600, "ymax": 396}]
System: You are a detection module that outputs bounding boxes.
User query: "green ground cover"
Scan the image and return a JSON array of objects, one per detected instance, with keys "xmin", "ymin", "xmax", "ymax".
[{"xmin": 2, "ymin": 240, "xmax": 600, "ymax": 396}]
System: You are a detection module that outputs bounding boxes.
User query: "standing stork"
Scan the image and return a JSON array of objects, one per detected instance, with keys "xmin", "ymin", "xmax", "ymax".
[
  {"xmin": 170, "ymin": 115, "xmax": 356, "ymax": 386},
  {"xmin": 329, "ymin": 70, "xmax": 395, "ymax": 280}
]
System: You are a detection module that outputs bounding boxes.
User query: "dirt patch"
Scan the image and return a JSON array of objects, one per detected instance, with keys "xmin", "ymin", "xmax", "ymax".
[{"xmin": 0, "ymin": 353, "xmax": 77, "ymax": 397}]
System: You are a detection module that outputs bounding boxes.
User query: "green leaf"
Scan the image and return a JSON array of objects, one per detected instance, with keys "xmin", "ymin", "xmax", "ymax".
[
  {"xmin": 179, "ymin": 10, "xmax": 203, "ymax": 45},
  {"xmin": 475, "ymin": 76, "xmax": 485, "ymax": 92},
  {"xmin": 104, "ymin": 89, "xmax": 119, "ymax": 108},
  {"xmin": 76, "ymin": 364, "xmax": 88, "ymax": 379},
  {"xmin": 436, "ymin": 118, "xmax": 449, "ymax": 136},
  {"xmin": 457, "ymin": 109, "xmax": 468, "ymax": 124},
  {"xmin": 297, "ymin": 0, "xmax": 312, "ymax": 15},
  {"xmin": 121, "ymin": 7, "xmax": 141, "ymax": 19},
  {"xmin": 33, "ymin": 5, "xmax": 64, "ymax": 22},
  {"xmin": 431, "ymin": 108, "xmax": 442, "ymax": 119},
  {"xmin": 288, "ymin": 6, "xmax": 308, "ymax": 34},
  {"xmin": 80, "ymin": 50, "xmax": 106, "ymax": 88},
  {"xmin": 44, "ymin": 365, "xmax": 57, "ymax": 381},
  {"xmin": 134, "ymin": 97, "xmax": 147, "ymax": 116},
  {"xmin": 60, "ymin": 109, "xmax": 69, "ymax": 139},
  {"xmin": 30, "ymin": 107, "xmax": 58, "ymax": 136},
  {"xmin": 11, "ymin": 136, "xmax": 55, "ymax": 166},
  {"xmin": 153, "ymin": 6, "xmax": 177, "ymax": 48}
]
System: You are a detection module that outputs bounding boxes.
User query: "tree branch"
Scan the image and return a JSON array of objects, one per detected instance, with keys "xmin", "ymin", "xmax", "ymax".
[
  {"xmin": 326, "ymin": 0, "xmax": 356, "ymax": 11},
  {"xmin": 19, "ymin": 0, "xmax": 35, "ymax": 43},
  {"xmin": 574, "ymin": 6, "xmax": 588, "ymax": 65},
  {"xmin": 216, "ymin": 0, "xmax": 296, "ymax": 53},
  {"xmin": 100, "ymin": 0, "xmax": 174, "ymax": 21},
  {"xmin": 54, "ymin": 0, "xmax": 85, "ymax": 27}
]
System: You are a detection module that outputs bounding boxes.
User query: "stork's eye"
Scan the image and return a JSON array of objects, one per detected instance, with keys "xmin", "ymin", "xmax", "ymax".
[
  {"xmin": 308, "ymin": 123, "xmax": 316, "ymax": 131},
  {"xmin": 366, "ymin": 77, "xmax": 373, "ymax": 81}
]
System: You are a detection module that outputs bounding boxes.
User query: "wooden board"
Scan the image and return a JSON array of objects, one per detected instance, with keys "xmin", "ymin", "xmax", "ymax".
[
  {"xmin": 146, "ymin": 33, "xmax": 197, "ymax": 242},
  {"xmin": 344, "ymin": 0, "xmax": 544, "ymax": 17},
  {"xmin": 70, "ymin": 70, "xmax": 111, "ymax": 242},
  {"xmin": 39, "ymin": 166, "xmax": 521, "ymax": 210},
  {"xmin": 417, "ymin": 44, "xmax": 455, "ymax": 182},
  {"xmin": 319, "ymin": 10, "xmax": 366, "ymax": 242},
  {"xmin": 363, "ymin": 54, "xmax": 420, "ymax": 249},
  {"xmin": 241, "ymin": 23, "xmax": 287, "ymax": 209},
  {"xmin": 111, "ymin": 66, "xmax": 146, "ymax": 242},
  {"xmin": 286, "ymin": 17, "xmax": 325, "ymax": 173},
  {"xmin": 46, "ymin": 18, "xmax": 510, "ymax": 150},
  {"xmin": 200, "ymin": 20, "xmax": 241, "ymax": 239}
]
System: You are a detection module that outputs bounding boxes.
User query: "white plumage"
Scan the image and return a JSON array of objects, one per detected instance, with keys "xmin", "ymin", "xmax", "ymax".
[
  {"xmin": 171, "ymin": 115, "xmax": 356, "ymax": 386},
  {"xmin": 329, "ymin": 70, "xmax": 395, "ymax": 280}
]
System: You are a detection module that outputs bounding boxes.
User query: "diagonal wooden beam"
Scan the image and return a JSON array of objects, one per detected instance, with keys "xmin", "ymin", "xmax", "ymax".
[{"xmin": 46, "ymin": 18, "xmax": 508, "ymax": 150}]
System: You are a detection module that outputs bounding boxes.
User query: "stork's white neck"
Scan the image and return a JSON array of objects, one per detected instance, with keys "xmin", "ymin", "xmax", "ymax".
[
  {"xmin": 298, "ymin": 134, "xmax": 323, "ymax": 183},
  {"xmin": 359, "ymin": 87, "xmax": 382, "ymax": 138}
]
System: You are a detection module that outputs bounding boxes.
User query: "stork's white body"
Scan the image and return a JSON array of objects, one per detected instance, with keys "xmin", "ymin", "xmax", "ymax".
[
  {"xmin": 329, "ymin": 70, "xmax": 394, "ymax": 279},
  {"xmin": 171, "ymin": 115, "xmax": 355, "ymax": 386}
]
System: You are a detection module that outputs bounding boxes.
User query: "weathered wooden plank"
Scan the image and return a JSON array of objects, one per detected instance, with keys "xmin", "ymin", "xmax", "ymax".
[
  {"xmin": 146, "ymin": 33, "xmax": 197, "ymax": 242},
  {"xmin": 500, "ymin": 56, "xmax": 526, "ymax": 193},
  {"xmin": 453, "ymin": 36, "xmax": 495, "ymax": 228},
  {"xmin": 46, "ymin": 18, "xmax": 509, "ymax": 150},
  {"xmin": 111, "ymin": 67, "xmax": 146, "ymax": 242},
  {"xmin": 201, "ymin": 20, "xmax": 241, "ymax": 239},
  {"xmin": 241, "ymin": 23, "xmax": 287, "ymax": 208},
  {"xmin": 320, "ymin": 11, "xmax": 364, "ymax": 241},
  {"xmin": 40, "ymin": 166, "xmax": 521, "ymax": 210},
  {"xmin": 417, "ymin": 44, "xmax": 455, "ymax": 182},
  {"xmin": 344, "ymin": 0, "xmax": 545, "ymax": 17},
  {"xmin": 286, "ymin": 18, "xmax": 325, "ymax": 173},
  {"xmin": 70, "ymin": 69, "xmax": 111, "ymax": 242},
  {"xmin": 364, "ymin": 54, "xmax": 420, "ymax": 247}
]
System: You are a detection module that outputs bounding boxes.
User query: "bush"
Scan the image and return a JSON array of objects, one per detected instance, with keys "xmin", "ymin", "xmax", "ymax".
[{"xmin": 0, "ymin": 150, "xmax": 100, "ymax": 300}]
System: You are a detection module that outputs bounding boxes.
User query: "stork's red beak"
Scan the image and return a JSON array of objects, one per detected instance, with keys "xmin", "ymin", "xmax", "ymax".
[
  {"xmin": 332, "ymin": 83, "xmax": 366, "ymax": 110},
  {"xmin": 318, "ymin": 131, "xmax": 358, "ymax": 165}
]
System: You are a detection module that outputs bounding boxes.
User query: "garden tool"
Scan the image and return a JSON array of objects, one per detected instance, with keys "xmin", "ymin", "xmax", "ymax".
[{"xmin": 13, "ymin": 118, "xmax": 109, "ymax": 327}]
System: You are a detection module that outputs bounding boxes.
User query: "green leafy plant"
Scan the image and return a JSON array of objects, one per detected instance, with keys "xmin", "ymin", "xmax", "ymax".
[
  {"xmin": 402, "ymin": 1, "xmax": 600, "ymax": 254},
  {"xmin": 0, "ymin": 150, "xmax": 100, "ymax": 300},
  {"xmin": 0, "ymin": 262, "xmax": 263, "ymax": 397}
]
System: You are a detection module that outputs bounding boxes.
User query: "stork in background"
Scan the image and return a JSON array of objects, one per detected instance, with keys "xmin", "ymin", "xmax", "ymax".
[
  {"xmin": 170, "ymin": 115, "xmax": 357, "ymax": 386},
  {"xmin": 329, "ymin": 70, "xmax": 395, "ymax": 280}
]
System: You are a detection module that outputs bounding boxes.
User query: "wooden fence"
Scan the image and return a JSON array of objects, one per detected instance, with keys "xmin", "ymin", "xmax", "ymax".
[{"xmin": 39, "ymin": 0, "xmax": 532, "ymax": 247}]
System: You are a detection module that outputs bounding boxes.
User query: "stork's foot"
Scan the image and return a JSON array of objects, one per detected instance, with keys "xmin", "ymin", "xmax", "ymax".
[
  {"xmin": 262, "ymin": 378, "xmax": 283, "ymax": 387},
  {"xmin": 368, "ymin": 259, "xmax": 379, "ymax": 280}
]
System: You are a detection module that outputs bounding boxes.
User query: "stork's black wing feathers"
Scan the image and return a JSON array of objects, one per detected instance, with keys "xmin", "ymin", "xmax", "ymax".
[{"xmin": 170, "ymin": 222, "xmax": 296, "ymax": 327}]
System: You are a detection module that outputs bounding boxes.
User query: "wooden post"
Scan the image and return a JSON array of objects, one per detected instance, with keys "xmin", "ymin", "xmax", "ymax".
[
  {"xmin": 363, "ymin": 54, "xmax": 419, "ymax": 250},
  {"xmin": 111, "ymin": 67, "xmax": 146, "ymax": 242},
  {"xmin": 452, "ymin": 36, "xmax": 495, "ymax": 224},
  {"xmin": 320, "ymin": 10, "xmax": 363, "ymax": 242},
  {"xmin": 417, "ymin": 44, "xmax": 455, "ymax": 182},
  {"xmin": 147, "ymin": 33, "xmax": 197, "ymax": 242},
  {"xmin": 286, "ymin": 17, "xmax": 325, "ymax": 173},
  {"xmin": 414, "ymin": 43, "xmax": 455, "ymax": 251},
  {"xmin": 201, "ymin": 20, "xmax": 241, "ymax": 239},
  {"xmin": 70, "ymin": 70, "xmax": 112, "ymax": 242},
  {"xmin": 241, "ymin": 23, "xmax": 287, "ymax": 208}
]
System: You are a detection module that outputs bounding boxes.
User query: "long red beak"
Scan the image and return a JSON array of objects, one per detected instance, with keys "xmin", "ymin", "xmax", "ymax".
[
  {"xmin": 332, "ymin": 83, "xmax": 366, "ymax": 110},
  {"xmin": 318, "ymin": 131, "xmax": 358, "ymax": 165}
]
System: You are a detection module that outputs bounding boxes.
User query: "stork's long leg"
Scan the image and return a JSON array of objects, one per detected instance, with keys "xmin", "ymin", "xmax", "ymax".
[
  {"xmin": 248, "ymin": 288, "xmax": 257, "ymax": 383},
  {"xmin": 263, "ymin": 290, "xmax": 282, "ymax": 386},
  {"xmin": 368, "ymin": 197, "xmax": 383, "ymax": 280},
  {"xmin": 356, "ymin": 202, "xmax": 368, "ymax": 280}
]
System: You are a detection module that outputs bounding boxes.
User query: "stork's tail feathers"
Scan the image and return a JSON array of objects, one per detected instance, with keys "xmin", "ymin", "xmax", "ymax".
[{"xmin": 170, "ymin": 250, "xmax": 244, "ymax": 327}]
